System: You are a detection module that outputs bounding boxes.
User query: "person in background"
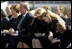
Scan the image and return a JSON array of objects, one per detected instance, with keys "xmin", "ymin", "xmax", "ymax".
[
  {"xmin": 6, "ymin": 6, "xmax": 12, "ymax": 19},
  {"xmin": 55, "ymin": 5, "xmax": 66, "ymax": 21},
  {"xmin": 60, "ymin": 6, "xmax": 71, "ymax": 48},
  {"xmin": 66, "ymin": 6, "xmax": 71, "ymax": 28},
  {"xmin": 1, "ymin": 9, "xmax": 10, "ymax": 48},
  {"xmin": 1, "ymin": 9, "xmax": 9, "ymax": 31},
  {"xmin": 1, "ymin": 6, "xmax": 12, "ymax": 33},
  {"xmin": 43, "ymin": 5, "xmax": 52, "ymax": 11}
]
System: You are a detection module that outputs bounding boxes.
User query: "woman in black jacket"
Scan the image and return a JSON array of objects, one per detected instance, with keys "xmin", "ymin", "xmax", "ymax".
[
  {"xmin": 31, "ymin": 8, "xmax": 67, "ymax": 48},
  {"xmin": 42, "ymin": 10, "xmax": 67, "ymax": 48},
  {"xmin": 1, "ymin": 4, "xmax": 20, "ymax": 48},
  {"xmin": 30, "ymin": 8, "xmax": 52, "ymax": 48}
]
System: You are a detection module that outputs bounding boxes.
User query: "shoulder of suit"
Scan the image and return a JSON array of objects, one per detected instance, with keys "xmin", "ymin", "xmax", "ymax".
[
  {"xmin": 26, "ymin": 12, "xmax": 32, "ymax": 16},
  {"xmin": 17, "ymin": 14, "xmax": 22, "ymax": 19},
  {"xmin": 18, "ymin": 14, "xmax": 22, "ymax": 17},
  {"xmin": 26, "ymin": 12, "xmax": 34, "ymax": 18}
]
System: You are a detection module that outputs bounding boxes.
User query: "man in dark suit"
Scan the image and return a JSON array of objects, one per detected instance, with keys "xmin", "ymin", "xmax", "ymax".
[{"xmin": 8, "ymin": 2, "xmax": 34, "ymax": 48}]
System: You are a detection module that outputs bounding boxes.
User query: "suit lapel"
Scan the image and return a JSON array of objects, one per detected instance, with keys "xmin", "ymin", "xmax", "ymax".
[{"xmin": 20, "ymin": 13, "xmax": 29, "ymax": 28}]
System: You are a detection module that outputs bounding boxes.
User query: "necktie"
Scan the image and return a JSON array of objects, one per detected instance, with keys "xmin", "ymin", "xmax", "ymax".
[{"xmin": 17, "ymin": 16, "xmax": 25, "ymax": 30}]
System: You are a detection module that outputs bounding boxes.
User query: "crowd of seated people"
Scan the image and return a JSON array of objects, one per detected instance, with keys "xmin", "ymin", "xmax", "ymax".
[{"xmin": 1, "ymin": 2, "xmax": 71, "ymax": 48}]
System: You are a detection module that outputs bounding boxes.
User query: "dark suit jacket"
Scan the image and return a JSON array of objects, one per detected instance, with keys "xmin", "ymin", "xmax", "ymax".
[{"xmin": 15, "ymin": 12, "xmax": 34, "ymax": 35}]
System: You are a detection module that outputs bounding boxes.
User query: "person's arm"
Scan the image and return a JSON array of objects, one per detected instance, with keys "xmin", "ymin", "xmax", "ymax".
[
  {"xmin": 48, "ymin": 31, "xmax": 60, "ymax": 44},
  {"xmin": 8, "ymin": 28, "xmax": 19, "ymax": 36},
  {"xmin": 48, "ymin": 31, "xmax": 53, "ymax": 41},
  {"xmin": 1, "ymin": 30, "xmax": 9, "ymax": 34}
]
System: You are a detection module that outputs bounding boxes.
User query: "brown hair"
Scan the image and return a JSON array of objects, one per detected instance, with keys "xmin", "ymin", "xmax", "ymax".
[
  {"xmin": 10, "ymin": 4, "xmax": 20, "ymax": 13},
  {"xmin": 21, "ymin": 2, "xmax": 30, "ymax": 11},
  {"xmin": 56, "ymin": 5, "xmax": 64, "ymax": 13},
  {"xmin": 43, "ymin": 5, "xmax": 52, "ymax": 11}
]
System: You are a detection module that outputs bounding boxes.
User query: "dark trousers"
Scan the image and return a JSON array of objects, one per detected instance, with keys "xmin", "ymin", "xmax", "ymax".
[
  {"xmin": 1, "ymin": 33, "xmax": 10, "ymax": 48},
  {"xmin": 8, "ymin": 33, "xmax": 33, "ymax": 48}
]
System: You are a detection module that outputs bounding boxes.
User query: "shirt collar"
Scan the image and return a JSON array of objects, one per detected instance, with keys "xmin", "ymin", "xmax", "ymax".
[{"xmin": 23, "ymin": 11, "xmax": 28, "ymax": 17}]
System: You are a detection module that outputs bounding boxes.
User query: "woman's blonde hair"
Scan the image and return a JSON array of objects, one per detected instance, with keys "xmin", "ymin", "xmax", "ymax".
[
  {"xmin": 45, "ymin": 10, "xmax": 66, "ymax": 32},
  {"xmin": 42, "ymin": 10, "xmax": 52, "ymax": 23},
  {"xmin": 34, "ymin": 8, "xmax": 46, "ymax": 17}
]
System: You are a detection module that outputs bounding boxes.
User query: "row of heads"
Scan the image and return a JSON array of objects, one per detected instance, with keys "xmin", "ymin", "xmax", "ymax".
[
  {"xmin": 5, "ymin": 1, "xmax": 71, "ymax": 17},
  {"xmin": 1, "ymin": 2, "xmax": 67, "ymax": 33}
]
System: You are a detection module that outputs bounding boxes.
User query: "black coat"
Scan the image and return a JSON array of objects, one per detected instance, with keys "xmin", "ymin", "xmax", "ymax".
[
  {"xmin": 30, "ymin": 18, "xmax": 52, "ymax": 35},
  {"xmin": 7, "ymin": 18, "xmax": 17, "ymax": 30},
  {"xmin": 15, "ymin": 13, "xmax": 34, "ymax": 35}
]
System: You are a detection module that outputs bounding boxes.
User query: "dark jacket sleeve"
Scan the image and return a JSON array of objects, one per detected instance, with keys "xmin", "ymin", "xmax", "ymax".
[{"xmin": 1, "ymin": 17, "xmax": 9, "ymax": 31}]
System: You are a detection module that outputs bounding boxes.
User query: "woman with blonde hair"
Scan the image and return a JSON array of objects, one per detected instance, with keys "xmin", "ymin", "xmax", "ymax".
[
  {"xmin": 32, "ymin": 8, "xmax": 67, "ymax": 48},
  {"xmin": 45, "ymin": 10, "xmax": 66, "ymax": 32},
  {"xmin": 31, "ymin": 8, "xmax": 53, "ymax": 48},
  {"xmin": 42, "ymin": 9, "xmax": 67, "ymax": 48}
]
